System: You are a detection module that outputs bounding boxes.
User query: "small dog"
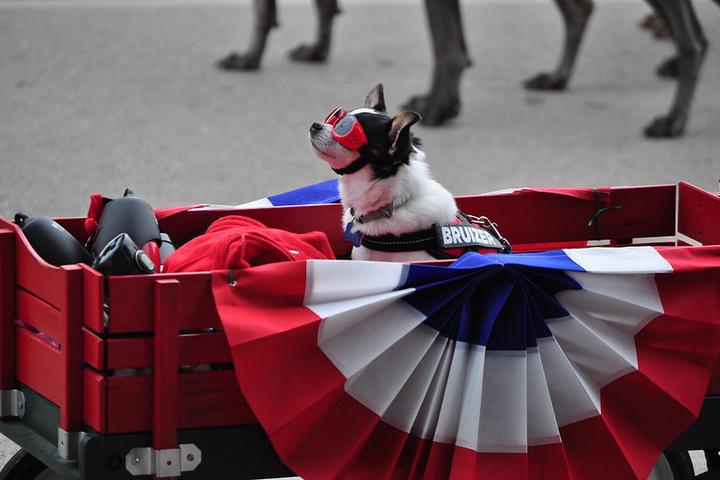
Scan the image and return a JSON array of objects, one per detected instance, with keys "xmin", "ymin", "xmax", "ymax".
[{"xmin": 308, "ymin": 84, "xmax": 458, "ymax": 262}]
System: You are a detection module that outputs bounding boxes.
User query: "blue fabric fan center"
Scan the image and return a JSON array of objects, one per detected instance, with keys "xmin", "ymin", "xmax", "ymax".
[{"xmin": 402, "ymin": 251, "xmax": 584, "ymax": 350}]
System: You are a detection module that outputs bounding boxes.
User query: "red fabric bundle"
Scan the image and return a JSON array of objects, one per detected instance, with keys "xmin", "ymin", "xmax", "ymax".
[{"xmin": 164, "ymin": 216, "xmax": 334, "ymax": 272}]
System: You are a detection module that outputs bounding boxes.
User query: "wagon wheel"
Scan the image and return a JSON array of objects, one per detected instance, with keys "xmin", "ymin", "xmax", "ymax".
[
  {"xmin": 649, "ymin": 451, "xmax": 697, "ymax": 480},
  {"xmin": 0, "ymin": 450, "xmax": 61, "ymax": 480}
]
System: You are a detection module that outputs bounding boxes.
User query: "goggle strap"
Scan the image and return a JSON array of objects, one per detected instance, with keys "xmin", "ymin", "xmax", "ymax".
[
  {"xmin": 332, "ymin": 145, "xmax": 376, "ymax": 175},
  {"xmin": 332, "ymin": 156, "xmax": 369, "ymax": 175}
]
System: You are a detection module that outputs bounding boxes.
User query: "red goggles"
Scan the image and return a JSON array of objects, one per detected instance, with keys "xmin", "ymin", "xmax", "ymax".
[{"xmin": 323, "ymin": 107, "xmax": 368, "ymax": 151}]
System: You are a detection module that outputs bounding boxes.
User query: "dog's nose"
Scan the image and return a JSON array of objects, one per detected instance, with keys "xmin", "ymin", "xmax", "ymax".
[{"xmin": 310, "ymin": 122, "xmax": 323, "ymax": 133}]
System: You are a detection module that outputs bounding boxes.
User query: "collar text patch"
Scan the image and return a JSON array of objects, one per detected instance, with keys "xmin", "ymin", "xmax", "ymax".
[{"xmin": 434, "ymin": 224, "xmax": 505, "ymax": 250}]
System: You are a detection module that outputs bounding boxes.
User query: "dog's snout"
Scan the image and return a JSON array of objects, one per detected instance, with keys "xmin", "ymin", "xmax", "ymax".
[{"xmin": 310, "ymin": 122, "xmax": 324, "ymax": 133}]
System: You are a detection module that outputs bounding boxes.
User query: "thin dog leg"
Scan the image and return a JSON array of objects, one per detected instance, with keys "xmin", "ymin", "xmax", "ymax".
[
  {"xmin": 402, "ymin": 0, "xmax": 471, "ymax": 126},
  {"xmin": 289, "ymin": 0, "xmax": 341, "ymax": 62},
  {"xmin": 524, "ymin": 0, "xmax": 594, "ymax": 90},
  {"xmin": 217, "ymin": 0, "xmax": 278, "ymax": 71},
  {"xmin": 655, "ymin": 0, "xmax": 708, "ymax": 79},
  {"xmin": 644, "ymin": 0, "xmax": 706, "ymax": 137}
]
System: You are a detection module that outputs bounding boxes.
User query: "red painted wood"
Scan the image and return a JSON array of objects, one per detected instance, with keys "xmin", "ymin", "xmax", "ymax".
[
  {"xmin": 16, "ymin": 326, "xmax": 63, "ymax": 405},
  {"xmin": 154, "ymin": 279, "xmax": 180, "ymax": 451},
  {"xmin": 83, "ymin": 329, "xmax": 105, "ymax": 371},
  {"xmin": 15, "ymin": 289, "xmax": 63, "ymax": 344},
  {"xmin": 678, "ymin": 182, "xmax": 720, "ymax": 246},
  {"xmin": 103, "ymin": 333, "xmax": 232, "ymax": 370},
  {"xmin": 83, "ymin": 369, "xmax": 107, "ymax": 433},
  {"xmin": 456, "ymin": 185, "xmax": 676, "ymax": 244},
  {"xmin": 107, "ymin": 273, "xmax": 220, "ymax": 334},
  {"xmin": 60, "ymin": 265, "xmax": 84, "ymax": 432},
  {"xmin": 81, "ymin": 265, "xmax": 104, "ymax": 334},
  {"xmin": 104, "ymin": 371, "xmax": 257, "ymax": 434},
  {"xmin": 0, "ymin": 230, "xmax": 16, "ymax": 389},
  {"xmin": 53, "ymin": 218, "xmax": 89, "ymax": 244},
  {"xmin": 5, "ymin": 218, "xmax": 68, "ymax": 310}
]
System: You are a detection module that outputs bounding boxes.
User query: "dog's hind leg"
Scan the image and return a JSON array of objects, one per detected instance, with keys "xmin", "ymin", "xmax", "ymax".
[
  {"xmin": 217, "ymin": 0, "xmax": 278, "ymax": 71},
  {"xmin": 644, "ymin": 0, "xmax": 706, "ymax": 137},
  {"xmin": 289, "ymin": 0, "xmax": 341, "ymax": 62},
  {"xmin": 402, "ymin": 0, "xmax": 472, "ymax": 126},
  {"xmin": 524, "ymin": 0, "xmax": 594, "ymax": 90},
  {"xmin": 654, "ymin": 0, "xmax": 708, "ymax": 79}
]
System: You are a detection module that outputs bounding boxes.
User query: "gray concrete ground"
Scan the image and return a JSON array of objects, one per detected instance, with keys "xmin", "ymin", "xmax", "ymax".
[{"xmin": 0, "ymin": 0, "xmax": 719, "ymax": 475}]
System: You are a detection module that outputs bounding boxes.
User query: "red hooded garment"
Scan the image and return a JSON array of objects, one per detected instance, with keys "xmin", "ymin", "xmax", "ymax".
[{"xmin": 163, "ymin": 216, "xmax": 335, "ymax": 272}]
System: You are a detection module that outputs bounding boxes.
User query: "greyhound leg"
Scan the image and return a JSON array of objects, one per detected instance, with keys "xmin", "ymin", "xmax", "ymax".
[
  {"xmin": 524, "ymin": 0, "xmax": 594, "ymax": 90},
  {"xmin": 217, "ymin": 0, "xmax": 278, "ymax": 71},
  {"xmin": 644, "ymin": 0, "xmax": 705, "ymax": 137},
  {"xmin": 651, "ymin": 1, "xmax": 679, "ymax": 79},
  {"xmin": 655, "ymin": 0, "xmax": 708, "ymax": 79},
  {"xmin": 289, "ymin": 0, "xmax": 341, "ymax": 62},
  {"xmin": 402, "ymin": 0, "xmax": 471, "ymax": 126}
]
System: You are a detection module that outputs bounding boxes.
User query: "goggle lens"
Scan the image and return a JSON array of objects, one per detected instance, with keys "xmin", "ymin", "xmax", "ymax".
[{"xmin": 334, "ymin": 116, "xmax": 356, "ymax": 136}]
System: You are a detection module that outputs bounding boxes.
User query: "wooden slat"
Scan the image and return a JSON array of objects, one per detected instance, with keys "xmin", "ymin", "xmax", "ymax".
[
  {"xmin": 107, "ymin": 272, "xmax": 220, "ymax": 334},
  {"xmin": 53, "ymin": 217, "xmax": 88, "ymax": 245},
  {"xmin": 15, "ymin": 289, "xmax": 63, "ymax": 344},
  {"xmin": 8, "ymin": 219, "xmax": 68, "ymax": 310},
  {"xmin": 104, "ymin": 371, "xmax": 256, "ymax": 434},
  {"xmin": 16, "ymin": 327, "xmax": 63, "ymax": 405},
  {"xmin": 103, "ymin": 333, "xmax": 232, "ymax": 370},
  {"xmin": 456, "ymin": 185, "xmax": 676, "ymax": 244},
  {"xmin": 81, "ymin": 265, "xmax": 104, "ymax": 334},
  {"xmin": 83, "ymin": 369, "xmax": 107, "ymax": 433},
  {"xmin": 83, "ymin": 329, "xmax": 105, "ymax": 371},
  {"xmin": 154, "ymin": 279, "xmax": 179, "ymax": 451},
  {"xmin": 678, "ymin": 182, "xmax": 720, "ymax": 246},
  {"xmin": 0, "ymin": 229, "xmax": 16, "ymax": 389},
  {"xmin": 60, "ymin": 265, "xmax": 84, "ymax": 432}
]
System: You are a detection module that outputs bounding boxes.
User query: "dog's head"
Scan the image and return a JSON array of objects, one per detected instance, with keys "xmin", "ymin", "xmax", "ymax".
[{"xmin": 309, "ymin": 84, "xmax": 422, "ymax": 178}]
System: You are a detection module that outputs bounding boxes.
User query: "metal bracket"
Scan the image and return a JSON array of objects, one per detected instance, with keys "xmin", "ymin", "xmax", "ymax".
[
  {"xmin": 125, "ymin": 444, "xmax": 201, "ymax": 477},
  {"xmin": 0, "ymin": 389, "xmax": 25, "ymax": 418},
  {"xmin": 58, "ymin": 428, "xmax": 86, "ymax": 461}
]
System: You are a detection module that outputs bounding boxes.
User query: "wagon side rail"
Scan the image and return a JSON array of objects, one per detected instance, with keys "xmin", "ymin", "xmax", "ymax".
[{"xmin": 0, "ymin": 217, "xmax": 86, "ymax": 462}]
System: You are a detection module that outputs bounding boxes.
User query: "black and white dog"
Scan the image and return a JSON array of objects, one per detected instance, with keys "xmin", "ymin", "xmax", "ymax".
[
  {"xmin": 309, "ymin": 84, "xmax": 455, "ymax": 261},
  {"xmin": 309, "ymin": 84, "xmax": 507, "ymax": 262}
]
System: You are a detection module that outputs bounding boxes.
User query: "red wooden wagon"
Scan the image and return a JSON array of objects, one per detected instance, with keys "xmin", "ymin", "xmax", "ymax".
[{"xmin": 0, "ymin": 181, "xmax": 718, "ymax": 479}]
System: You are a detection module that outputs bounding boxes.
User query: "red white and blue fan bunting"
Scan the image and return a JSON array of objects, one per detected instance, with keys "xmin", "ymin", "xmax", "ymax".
[{"xmin": 213, "ymin": 246, "xmax": 720, "ymax": 480}]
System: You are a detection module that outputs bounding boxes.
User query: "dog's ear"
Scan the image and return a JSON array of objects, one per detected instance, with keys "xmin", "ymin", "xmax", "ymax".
[
  {"xmin": 364, "ymin": 84, "xmax": 386, "ymax": 112},
  {"xmin": 389, "ymin": 111, "xmax": 421, "ymax": 157}
]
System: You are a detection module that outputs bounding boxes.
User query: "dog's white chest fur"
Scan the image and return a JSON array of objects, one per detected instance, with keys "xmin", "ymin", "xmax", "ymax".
[{"xmin": 341, "ymin": 150, "xmax": 457, "ymax": 262}]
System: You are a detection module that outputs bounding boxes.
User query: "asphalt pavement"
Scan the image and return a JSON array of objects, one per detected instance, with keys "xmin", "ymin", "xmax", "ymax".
[{"xmin": 0, "ymin": 0, "xmax": 719, "ymax": 475}]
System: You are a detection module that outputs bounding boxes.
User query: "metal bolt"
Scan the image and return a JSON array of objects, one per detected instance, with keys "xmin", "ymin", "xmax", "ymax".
[
  {"xmin": 132, "ymin": 457, "xmax": 141, "ymax": 466},
  {"xmin": 186, "ymin": 454, "xmax": 195, "ymax": 463}
]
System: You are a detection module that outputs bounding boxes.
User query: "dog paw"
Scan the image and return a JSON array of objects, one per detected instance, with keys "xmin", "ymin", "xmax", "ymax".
[
  {"xmin": 644, "ymin": 115, "xmax": 686, "ymax": 138},
  {"xmin": 523, "ymin": 73, "xmax": 568, "ymax": 91},
  {"xmin": 289, "ymin": 44, "xmax": 328, "ymax": 63},
  {"xmin": 656, "ymin": 56, "xmax": 679, "ymax": 79},
  {"xmin": 401, "ymin": 95, "xmax": 460, "ymax": 126},
  {"xmin": 216, "ymin": 52, "xmax": 261, "ymax": 71}
]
